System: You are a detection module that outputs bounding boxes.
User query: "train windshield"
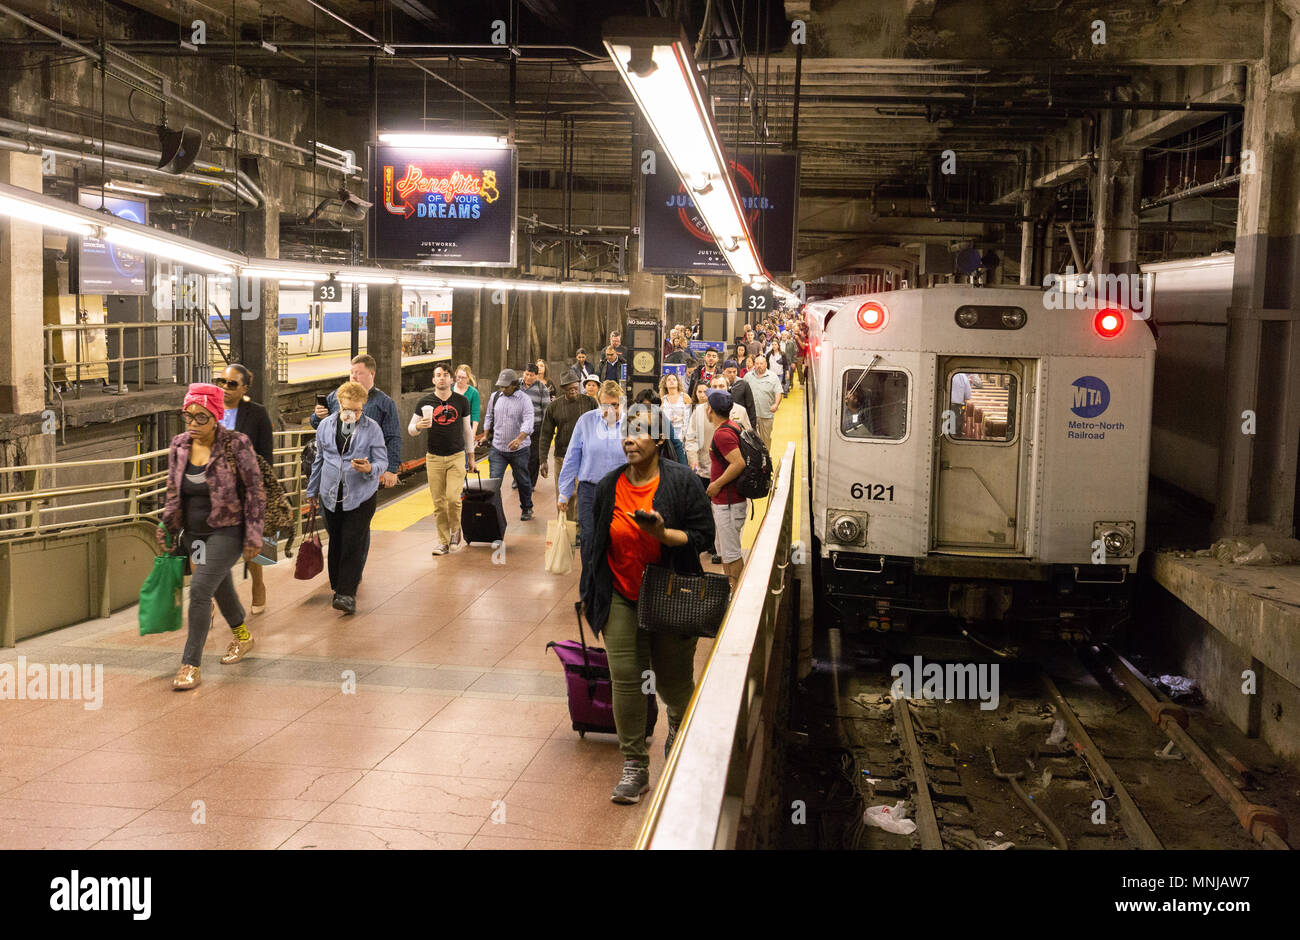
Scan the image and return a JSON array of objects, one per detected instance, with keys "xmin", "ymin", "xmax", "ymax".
[
  {"xmin": 840, "ymin": 368, "xmax": 907, "ymax": 440},
  {"xmin": 948, "ymin": 372, "xmax": 1017, "ymax": 441}
]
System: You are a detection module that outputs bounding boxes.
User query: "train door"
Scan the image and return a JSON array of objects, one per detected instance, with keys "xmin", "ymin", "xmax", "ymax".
[
  {"xmin": 932, "ymin": 356, "xmax": 1034, "ymax": 553},
  {"xmin": 308, "ymin": 302, "xmax": 324, "ymax": 355}
]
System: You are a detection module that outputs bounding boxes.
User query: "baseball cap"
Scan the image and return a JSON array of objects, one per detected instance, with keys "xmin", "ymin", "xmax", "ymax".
[
  {"xmin": 707, "ymin": 389, "xmax": 733, "ymax": 413},
  {"xmin": 723, "ymin": 359, "xmax": 739, "ymax": 370},
  {"xmin": 495, "ymin": 368, "xmax": 519, "ymax": 387}
]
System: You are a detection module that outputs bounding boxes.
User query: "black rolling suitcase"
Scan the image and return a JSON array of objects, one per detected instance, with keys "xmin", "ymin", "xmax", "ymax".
[{"xmin": 461, "ymin": 468, "xmax": 507, "ymax": 544}]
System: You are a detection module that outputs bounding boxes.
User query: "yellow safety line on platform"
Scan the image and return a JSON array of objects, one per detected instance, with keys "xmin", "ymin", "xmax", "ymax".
[
  {"xmin": 371, "ymin": 454, "xmax": 490, "ymax": 531},
  {"xmin": 742, "ymin": 383, "xmax": 802, "ymax": 552}
]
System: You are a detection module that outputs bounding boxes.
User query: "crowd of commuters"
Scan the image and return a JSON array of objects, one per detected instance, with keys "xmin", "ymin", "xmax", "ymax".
[{"xmin": 158, "ymin": 310, "xmax": 809, "ymax": 801}]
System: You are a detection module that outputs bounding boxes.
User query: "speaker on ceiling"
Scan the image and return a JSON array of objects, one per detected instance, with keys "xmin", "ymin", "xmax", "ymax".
[{"xmin": 157, "ymin": 125, "xmax": 202, "ymax": 174}]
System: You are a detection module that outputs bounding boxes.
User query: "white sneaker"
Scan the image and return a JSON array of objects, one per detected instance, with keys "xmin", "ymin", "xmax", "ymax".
[{"xmin": 431, "ymin": 544, "xmax": 448, "ymax": 556}]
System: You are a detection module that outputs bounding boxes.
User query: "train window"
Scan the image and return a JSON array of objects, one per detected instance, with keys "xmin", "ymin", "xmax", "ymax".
[
  {"xmin": 840, "ymin": 369, "xmax": 908, "ymax": 440},
  {"xmin": 948, "ymin": 372, "xmax": 1017, "ymax": 441}
]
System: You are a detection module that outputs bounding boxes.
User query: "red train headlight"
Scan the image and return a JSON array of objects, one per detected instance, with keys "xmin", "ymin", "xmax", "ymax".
[
  {"xmin": 1095, "ymin": 307, "xmax": 1124, "ymax": 338},
  {"xmin": 857, "ymin": 301, "xmax": 888, "ymax": 333}
]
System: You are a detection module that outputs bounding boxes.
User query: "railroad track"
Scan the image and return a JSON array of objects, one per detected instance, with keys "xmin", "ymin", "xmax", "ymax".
[{"xmin": 796, "ymin": 636, "xmax": 1295, "ymax": 851}]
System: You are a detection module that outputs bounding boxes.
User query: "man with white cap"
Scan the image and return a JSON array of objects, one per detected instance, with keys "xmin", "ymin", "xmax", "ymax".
[{"xmin": 478, "ymin": 368, "xmax": 536, "ymax": 521}]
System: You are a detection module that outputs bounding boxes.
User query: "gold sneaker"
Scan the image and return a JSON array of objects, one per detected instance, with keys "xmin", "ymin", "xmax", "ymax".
[
  {"xmin": 221, "ymin": 635, "xmax": 254, "ymax": 665},
  {"xmin": 172, "ymin": 664, "xmax": 201, "ymax": 690}
]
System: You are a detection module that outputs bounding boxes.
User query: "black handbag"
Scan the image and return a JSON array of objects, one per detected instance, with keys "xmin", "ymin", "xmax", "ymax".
[{"xmin": 635, "ymin": 563, "xmax": 732, "ymax": 639}]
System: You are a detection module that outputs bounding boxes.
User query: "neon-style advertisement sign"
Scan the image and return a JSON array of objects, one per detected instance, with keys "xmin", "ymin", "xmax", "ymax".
[{"xmin": 371, "ymin": 144, "xmax": 517, "ymax": 266}]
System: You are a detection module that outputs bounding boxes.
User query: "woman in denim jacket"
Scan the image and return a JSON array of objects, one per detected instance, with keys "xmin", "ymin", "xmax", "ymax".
[
  {"xmin": 306, "ymin": 381, "xmax": 389, "ymax": 615},
  {"xmin": 160, "ymin": 383, "xmax": 266, "ymax": 690}
]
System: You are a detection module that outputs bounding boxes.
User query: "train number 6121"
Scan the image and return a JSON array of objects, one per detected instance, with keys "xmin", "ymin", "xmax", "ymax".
[{"xmin": 850, "ymin": 482, "xmax": 895, "ymax": 501}]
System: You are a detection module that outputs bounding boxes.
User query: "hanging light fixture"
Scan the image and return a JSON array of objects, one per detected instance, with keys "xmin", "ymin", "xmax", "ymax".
[{"xmin": 603, "ymin": 17, "xmax": 765, "ymax": 281}]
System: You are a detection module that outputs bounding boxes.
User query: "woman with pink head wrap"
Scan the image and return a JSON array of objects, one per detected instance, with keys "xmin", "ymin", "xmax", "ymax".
[{"xmin": 158, "ymin": 382, "xmax": 266, "ymax": 690}]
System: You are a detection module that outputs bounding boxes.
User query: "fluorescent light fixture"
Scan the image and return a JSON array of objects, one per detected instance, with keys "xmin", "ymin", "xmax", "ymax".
[
  {"xmin": 377, "ymin": 133, "xmax": 509, "ymax": 150},
  {"xmin": 102, "ymin": 225, "xmax": 234, "ymax": 272},
  {"xmin": 604, "ymin": 17, "xmax": 765, "ymax": 281},
  {"xmin": 0, "ymin": 192, "xmax": 95, "ymax": 236},
  {"xmin": 666, "ymin": 291, "xmax": 701, "ymax": 300},
  {"xmin": 104, "ymin": 181, "xmax": 165, "ymax": 198},
  {"xmin": 240, "ymin": 267, "xmax": 327, "ymax": 282},
  {"xmin": 381, "ymin": 44, "xmax": 396, "ymax": 56},
  {"xmin": 261, "ymin": 40, "xmax": 279, "ymax": 53}
]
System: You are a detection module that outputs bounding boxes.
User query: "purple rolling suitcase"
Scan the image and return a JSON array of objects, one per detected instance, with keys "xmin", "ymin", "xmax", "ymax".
[{"xmin": 548, "ymin": 602, "xmax": 657, "ymax": 738}]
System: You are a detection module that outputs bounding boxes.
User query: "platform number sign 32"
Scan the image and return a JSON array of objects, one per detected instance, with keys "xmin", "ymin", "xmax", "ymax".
[
  {"xmin": 314, "ymin": 279, "xmax": 341, "ymax": 303},
  {"xmin": 742, "ymin": 284, "xmax": 773, "ymax": 315}
]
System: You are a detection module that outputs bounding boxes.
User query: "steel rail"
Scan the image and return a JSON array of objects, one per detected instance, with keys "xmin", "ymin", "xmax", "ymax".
[
  {"xmin": 1040, "ymin": 673, "xmax": 1164, "ymax": 850},
  {"xmin": 894, "ymin": 697, "xmax": 944, "ymax": 849},
  {"xmin": 1093, "ymin": 645, "xmax": 1291, "ymax": 850}
]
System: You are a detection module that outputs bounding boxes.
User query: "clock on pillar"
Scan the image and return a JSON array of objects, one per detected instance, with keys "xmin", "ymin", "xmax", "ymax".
[{"xmin": 625, "ymin": 314, "xmax": 662, "ymax": 400}]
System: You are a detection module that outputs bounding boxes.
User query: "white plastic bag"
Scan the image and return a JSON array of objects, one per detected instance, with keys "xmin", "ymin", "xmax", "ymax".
[
  {"xmin": 863, "ymin": 801, "xmax": 917, "ymax": 834},
  {"xmin": 544, "ymin": 518, "xmax": 576, "ymax": 575}
]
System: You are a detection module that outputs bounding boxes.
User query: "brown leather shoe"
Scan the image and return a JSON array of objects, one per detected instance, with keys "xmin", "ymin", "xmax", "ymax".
[
  {"xmin": 220, "ymin": 635, "xmax": 254, "ymax": 665},
  {"xmin": 172, "ymin": 664, "xmax": 201, "ymax": 690}
]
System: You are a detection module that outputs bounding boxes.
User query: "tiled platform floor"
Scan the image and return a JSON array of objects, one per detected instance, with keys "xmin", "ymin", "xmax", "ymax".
[
  {"xmin": 0, "ymin": 462, "xmax": 712, "ymax": 850},
  {"xmin": 0, "ymin": 386, "xmax": 804, "ymax": 850}
]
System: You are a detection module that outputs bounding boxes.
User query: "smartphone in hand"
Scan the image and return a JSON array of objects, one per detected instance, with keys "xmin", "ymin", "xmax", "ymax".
[
  {"xmin": 632, "ymin": 508, "xmax": 657, "ymax": 524},
  {"xmin": 316, "ymin": 395, "xmax": 329, "ymax": 407}
]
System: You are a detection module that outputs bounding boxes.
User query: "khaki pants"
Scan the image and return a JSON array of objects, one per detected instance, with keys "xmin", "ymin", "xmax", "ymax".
[
  {"xmin": 756, "ymin": 416, "xmax": 774, "ymax": 447},
  {"xmin": 427, "ymin": 452, "xmax": 467, "ymax": 545},
  {"xmin": 556, "ymin": 457, "xmax": 577, "ymax": 522}
]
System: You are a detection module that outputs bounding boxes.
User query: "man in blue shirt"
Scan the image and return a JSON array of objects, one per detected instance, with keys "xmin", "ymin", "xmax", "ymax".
[
  {"xmin": 479, "ymin": 369, "xmax": 537, "ymax": 521},
  {"xmin": 310, "ymin": 354, "xmax": 402, "ymax": 487},
  {"xmin": 558, "ymin": 380, "xmax": 628, "ymax": 597}
]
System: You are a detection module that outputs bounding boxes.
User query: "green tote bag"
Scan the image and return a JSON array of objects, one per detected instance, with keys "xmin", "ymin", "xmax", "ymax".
[{"xmin": 139, "ymin": 524, "xmax": 185, "ymax": 636}]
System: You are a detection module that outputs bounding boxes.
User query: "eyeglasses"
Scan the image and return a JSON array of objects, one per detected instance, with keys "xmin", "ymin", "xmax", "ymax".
[
  {"xmin": 215, "ymin": 379, "xmax": 243, "ymax": 390},
  {"xmin": 180, "ymin": 410, "xmax": 212, "ymax": 425}
]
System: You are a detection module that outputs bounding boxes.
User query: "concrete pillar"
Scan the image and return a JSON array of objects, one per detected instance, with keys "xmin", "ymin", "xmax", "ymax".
[
  {"xmin": 627, "ymin": 271, "xmax": 665, "ymax": 320},
  {"xmin": 366, "ymin": 282, "xmax": 403, "ymax": 398},
  {"xmin": 235, "ymin": 158, "xmax": 280, "ymax": 423},
  {"xmin": 700, "ymin": 277, "xmax": 730, "ymax": 343},
  {"xmin": 1215, "ymin": 57, "xmax": 1300, "ymax": 537},
  {"xmin": 0, "ymin": 151, "xmax": 44, "ymax": 415}
]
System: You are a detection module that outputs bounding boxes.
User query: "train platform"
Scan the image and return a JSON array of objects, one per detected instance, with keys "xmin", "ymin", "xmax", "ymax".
[
  {"xmin": 285, "ymin": 350, "xmax": 449, "ymax": 385},
  {"xmin": 0, "ymin": 388, "xmax": 805, "ymax": 850},
  {"xmin": 1147, "ymin": 547, "xmax": 1300, "ymax": 766}
]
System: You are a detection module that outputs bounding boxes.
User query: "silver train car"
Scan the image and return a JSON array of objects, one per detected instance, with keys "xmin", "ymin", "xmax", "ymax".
[{"xmin": 804, "ymin": 284, "xmax": 1156, "ymax": 642}]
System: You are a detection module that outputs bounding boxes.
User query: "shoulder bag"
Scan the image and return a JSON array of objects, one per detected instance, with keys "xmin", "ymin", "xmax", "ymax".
[
  {"xmin": 635, "ymin": 563, "xmax": 732, "ymax": 639},
  {"xmin": 294, "ymin": 506, "xmax": 325, "ymax": 580}
]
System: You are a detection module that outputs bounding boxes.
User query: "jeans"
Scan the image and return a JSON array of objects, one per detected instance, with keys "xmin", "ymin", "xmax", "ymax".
[
  {"xmin": 426, "ymin": 452, "xmax": 467, "ymax": 545},
  {"xmin": 322, "ymin": 492, "xmax": 377, "ymax": 596},
  {"xmin": 603, "ymin": 591, "xmax": 697, "ymax": 762},
  {"xmin": 557, "ymin": 458, "xmax": 577, "ymax": 522},
  {"xmin": 576, "ymin": 480, "xmax": 598, "ymax": 599},
  {"xmin": 489, "ymin": 445, "xmax": 533, "ymax": 513},
  {"xmin": 181, "ymin": 528, "xmax": 245, "ymax": 667}
]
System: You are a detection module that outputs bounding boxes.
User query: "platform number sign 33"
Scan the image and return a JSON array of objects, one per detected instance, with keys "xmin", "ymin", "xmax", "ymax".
[
  {"xmin": 314, "ymin": 279, "xmax": 341, "ymax": 303},
  {"xmin": 742, "ymin": 284, "xmax": 773, "ymax": 314}
]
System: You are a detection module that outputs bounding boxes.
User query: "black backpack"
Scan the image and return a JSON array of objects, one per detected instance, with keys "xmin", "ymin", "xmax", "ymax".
[{"xmin": 728, "ymin": 421, "xmax": 772, "ymax": 499}]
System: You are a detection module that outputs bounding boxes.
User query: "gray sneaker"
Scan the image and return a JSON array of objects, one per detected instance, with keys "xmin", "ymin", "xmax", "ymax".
[
  {"xmin": 450, "ymin": 528, "xmax": 462, "ymax": 548},
  {"xmin": 610, "ymin": 759, "xmax": 650, "ymax": 804}
]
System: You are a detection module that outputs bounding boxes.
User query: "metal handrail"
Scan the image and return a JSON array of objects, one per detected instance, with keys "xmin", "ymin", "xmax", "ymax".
[
  {"xmin": 0, "ymin": 429, "xmax": 316, "ymax": 540},
  {"xmin": 44, "ymin": 319, "xmax": 197, "ymax": 398},
  {"xmin": 635, "ymin": 441, "xmax": 797, "ymax": 850}
]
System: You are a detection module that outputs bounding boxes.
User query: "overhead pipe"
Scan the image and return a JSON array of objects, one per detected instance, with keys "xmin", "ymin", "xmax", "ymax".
[
  {"xmin": 1140, "ymin": 173, "xmax": 1242, "ymax": 210},
  {"xmin": 0, "ymin": 117, "xmax": 264, "ymax": 206},
  {"xmin": 0, "ymin": 137, "xmax": 258, "ymax": 206},
  {"xmin": 0, "ymin": 2, "xmax": 349, "ymax": 164}
]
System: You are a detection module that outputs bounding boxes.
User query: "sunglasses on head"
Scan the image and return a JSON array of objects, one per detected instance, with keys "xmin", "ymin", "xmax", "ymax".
[{"xmin": 180, "ymin": 410, "xmax": 212, "ymax": 425}]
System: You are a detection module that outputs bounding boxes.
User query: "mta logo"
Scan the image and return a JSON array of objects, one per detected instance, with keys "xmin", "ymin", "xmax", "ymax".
[{"xmin": 1071, "ymin": 376, "xmax": 1110, "ymax": 418}]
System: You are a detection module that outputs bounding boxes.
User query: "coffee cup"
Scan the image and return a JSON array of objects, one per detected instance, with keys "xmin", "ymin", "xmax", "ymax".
[{"xmin": 422, "ymin": 405, "xmax": 433, "ymax": 421}]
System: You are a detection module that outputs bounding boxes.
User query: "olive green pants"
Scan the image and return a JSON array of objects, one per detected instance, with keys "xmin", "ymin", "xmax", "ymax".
[{"xmin": 603, "ymin": 591, "xmax": 698, "ymax": 763}]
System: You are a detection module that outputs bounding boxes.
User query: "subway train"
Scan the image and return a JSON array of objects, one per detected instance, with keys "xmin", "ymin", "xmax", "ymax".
[
  {"xmin": 803, "ymin": 284, "xmax": 1156, "ymax": 645},
  {"xmin": 208, "ymin": 286, "xmax": 453, "ymax": 358}
]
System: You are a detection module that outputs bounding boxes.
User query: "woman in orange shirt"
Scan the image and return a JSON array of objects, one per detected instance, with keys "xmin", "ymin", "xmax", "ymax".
[{"xmin": 582, "ymin": 403, "xmax": 715, "ymax": 805}]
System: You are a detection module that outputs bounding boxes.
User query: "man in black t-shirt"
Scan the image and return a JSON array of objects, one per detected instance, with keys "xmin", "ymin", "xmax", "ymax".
[{"xmin": 408, "ymin": 363, "xmax": 474, "ymax": 554}]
